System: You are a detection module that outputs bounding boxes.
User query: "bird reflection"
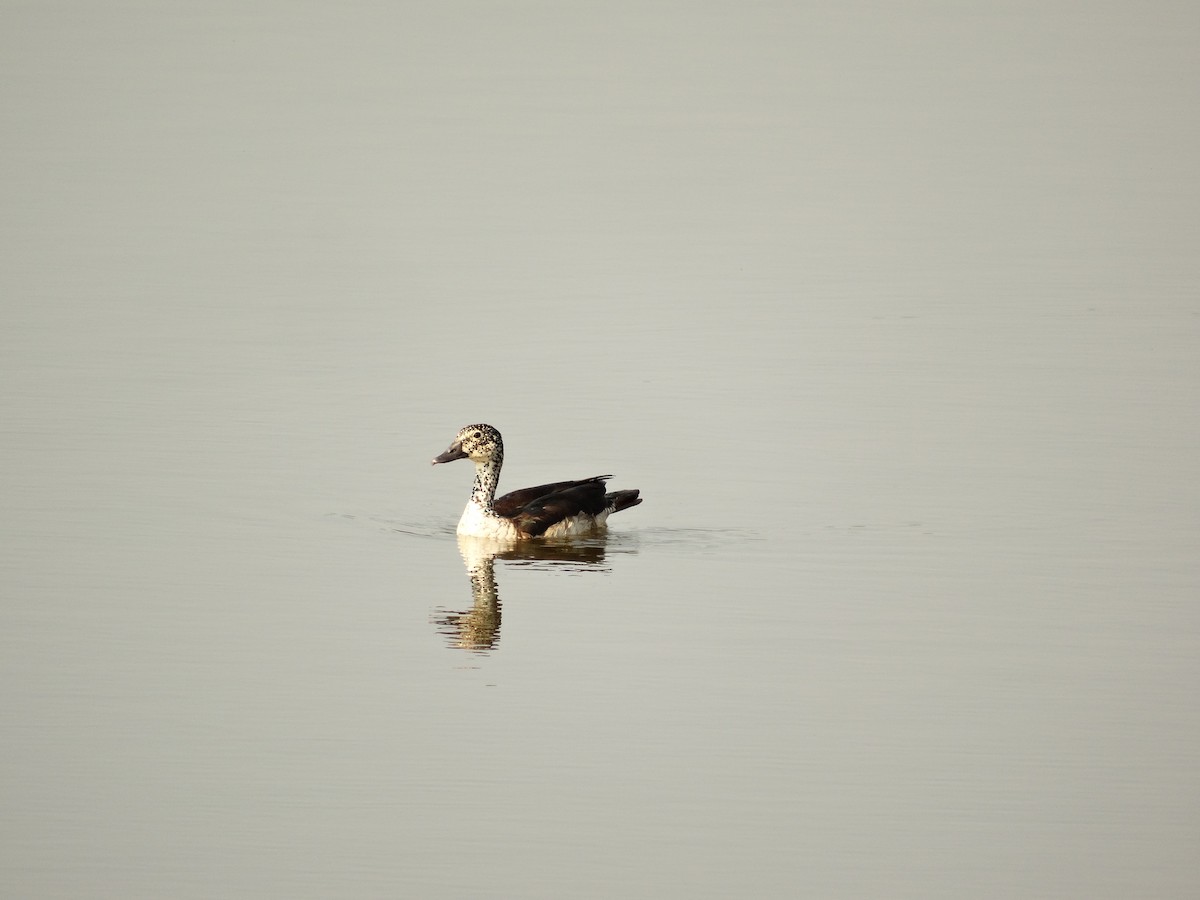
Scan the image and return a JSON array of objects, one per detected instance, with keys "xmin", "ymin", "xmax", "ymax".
[{"xmin": 432, "ymin": 534, "xmax": 623, "ymax": 652}]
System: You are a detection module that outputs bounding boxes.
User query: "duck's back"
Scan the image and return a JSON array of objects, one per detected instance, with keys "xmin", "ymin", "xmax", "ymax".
[{"xmin": 496, "ymin": 477, "xmax": 614, "ymax": 537}]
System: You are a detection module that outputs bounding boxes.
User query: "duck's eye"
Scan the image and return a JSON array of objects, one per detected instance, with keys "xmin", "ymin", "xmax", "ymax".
[{"xmin": 472, "ymin": 431, "xmax": 481, "ymax": 440}]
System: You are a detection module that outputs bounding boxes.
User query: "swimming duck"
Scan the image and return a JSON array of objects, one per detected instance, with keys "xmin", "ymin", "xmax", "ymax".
[{"xmin": 432, "ymin": 424, "xmax": 642, "ymax": 539}]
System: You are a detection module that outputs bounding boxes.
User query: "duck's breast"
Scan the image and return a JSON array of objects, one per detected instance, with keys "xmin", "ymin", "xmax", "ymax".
[{"xmin": 457, "ymin": 503, "xmax": 520, "ymax": 539}]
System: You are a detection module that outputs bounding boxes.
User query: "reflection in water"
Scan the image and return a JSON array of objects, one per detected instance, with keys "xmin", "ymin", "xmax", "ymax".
[{"xmin": 432, "ymin": 534, "xmax": 632, "ymax": 652}]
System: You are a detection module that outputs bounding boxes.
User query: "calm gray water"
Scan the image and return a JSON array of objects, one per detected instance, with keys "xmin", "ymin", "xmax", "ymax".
[{"xmin": 4, "ymin": 3, "xmax": 1198, "ymax": 898}]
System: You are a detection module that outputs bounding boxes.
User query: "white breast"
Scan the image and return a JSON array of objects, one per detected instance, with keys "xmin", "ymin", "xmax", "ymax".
[{"xmin": 457, "ymin": 501, "xmax": 521, "ymax": 539}]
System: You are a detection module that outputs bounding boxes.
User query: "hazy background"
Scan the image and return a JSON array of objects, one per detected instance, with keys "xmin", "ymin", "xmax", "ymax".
[{"xmin": 3, "ymin": 2, "xmax": 1198, "ymax": 898}]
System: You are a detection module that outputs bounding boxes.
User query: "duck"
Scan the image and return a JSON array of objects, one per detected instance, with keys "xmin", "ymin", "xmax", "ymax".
[{"xmin": 432, "ymin": 424, "xmax": 642, "ymax": 539}]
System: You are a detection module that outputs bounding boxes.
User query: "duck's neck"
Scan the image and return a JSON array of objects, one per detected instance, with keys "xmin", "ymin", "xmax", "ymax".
[{"xmin": 471, "ymin": 450, "xmax": 503, "ymax": 512}]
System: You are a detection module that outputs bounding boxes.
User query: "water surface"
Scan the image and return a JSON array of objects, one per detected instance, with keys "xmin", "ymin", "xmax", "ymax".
[{"xmin": 3, "ymin": 3, "xmax": 1198, "ymax": 898}]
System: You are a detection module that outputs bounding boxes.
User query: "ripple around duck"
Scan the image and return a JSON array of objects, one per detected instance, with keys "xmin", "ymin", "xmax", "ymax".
[
  {"xmin": 620, "ymin": 526, "xmax": 765, "ymax": 555},
  {"xmin": 329, "ymin": 514, "xmax": 765, "ymax": 559},
  {"xmin": 324, "ymin": 513, "xmax": 455, "ymax": 540}
]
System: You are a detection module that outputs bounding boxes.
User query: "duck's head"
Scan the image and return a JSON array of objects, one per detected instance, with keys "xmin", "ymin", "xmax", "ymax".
[{"xmin": 432, "ymin": 423, "xmax": 504, "ymax": 466}]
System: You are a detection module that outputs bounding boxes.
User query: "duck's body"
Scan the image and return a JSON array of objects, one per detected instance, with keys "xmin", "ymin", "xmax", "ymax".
[{"xmin": 432, "ymin": 424, "xmax": 642, "ymax": 539}]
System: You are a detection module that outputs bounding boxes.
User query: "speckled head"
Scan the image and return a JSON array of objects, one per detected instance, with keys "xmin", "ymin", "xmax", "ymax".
[{"xmin": 431, "ymin": 423, "xmax": 504, "ymax": 466}]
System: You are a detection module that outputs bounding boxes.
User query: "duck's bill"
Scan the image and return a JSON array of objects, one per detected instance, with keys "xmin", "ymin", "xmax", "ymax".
[{"xmin": 432, "ymin": 442, "xmax": 467, "ymax": 465}]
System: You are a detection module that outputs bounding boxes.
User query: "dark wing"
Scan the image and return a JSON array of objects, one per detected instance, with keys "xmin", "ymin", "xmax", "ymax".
[
  {"xmin": 493, "ymin": 476, "xmax": 611, "ymax": 518},
  {"xmin": 496, "ymin": 476, "xmax": 613, "ymax": 537}
]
